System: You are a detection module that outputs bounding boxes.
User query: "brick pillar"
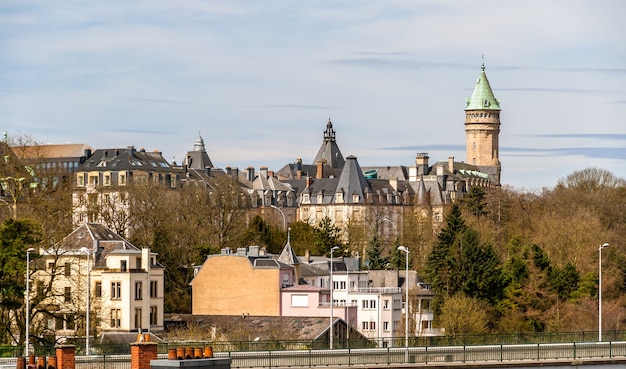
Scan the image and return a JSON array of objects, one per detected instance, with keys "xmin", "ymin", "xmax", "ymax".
[
  {"xmin": 130, "ymin": 342, "xmax": 158, "ymax": 369},
  {"xmin": 55, "ymin": 345, "xmax": 75, "ymax": 369}
]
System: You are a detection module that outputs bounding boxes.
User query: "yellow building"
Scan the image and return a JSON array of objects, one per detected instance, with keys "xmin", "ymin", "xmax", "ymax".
[{"xmin": 190, "ymin": 246, "xmax": 295, "ymax": 316}]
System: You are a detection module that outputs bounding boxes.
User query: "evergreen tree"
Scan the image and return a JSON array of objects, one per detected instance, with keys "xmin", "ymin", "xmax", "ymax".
[
  {"xmin": 312, "ymin": 216, "xmax": 344, "ymax": 256},
  {"xmin": 365, "ymin": 235, "xmax": 387, "ymax": 270},
  {"xmin": 459, "ymin": 229, "xmax": 503, "ymax": 303},
  {"xmin": 424, "ymin": 204, "xmax": 466, "ymax": 298},
  {"xmin": 461, "ymin": 186, "xmax": 488, "ymax": 217}
]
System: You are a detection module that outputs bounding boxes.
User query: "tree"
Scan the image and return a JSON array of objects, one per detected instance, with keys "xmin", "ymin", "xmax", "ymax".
[
  {"xmin": 557, "ymin": 167, "xmax": 626, "ymax": 192},
  {"xmin": 438, "ymin": 295, "xmax": 490, "ymax": 335},
  {"xmin": 365, "ymin": 235, "xmax": 386, "ymax": 270},
  {"xmin": 244, "ymin": 215, "xmax": 285, "ymax": 254},
  {"xmin": 461, "ymin": 186, "xmax": 487, "ymax": 218},
  {"xmin": 288, "ymin": 221, "xmax": 315, "ymax": 256},
  {"xmin": 312, "ymin": 216, "xmax": 344, "ymax": 256},
  {"xmin": 0, "ymin": 218, "xmax": 41, "ymax": 344},
  {"xmin": 458, "ymin": 229, "xmax": 503, "ymax": 304},
  {"xmin": 424, "ymin": 204, "xmax": 467, "ymax": 298}
]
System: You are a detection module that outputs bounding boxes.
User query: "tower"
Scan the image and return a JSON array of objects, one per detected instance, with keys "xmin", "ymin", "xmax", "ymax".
[{"xmin": 465, "ymin": 61, "xmax": 501, "ymax": 185}]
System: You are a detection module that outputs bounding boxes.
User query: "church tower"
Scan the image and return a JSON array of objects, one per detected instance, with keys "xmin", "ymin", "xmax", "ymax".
[{"xmin": 465, "ymin": 61, "xmax": 501, "ymax": 185}]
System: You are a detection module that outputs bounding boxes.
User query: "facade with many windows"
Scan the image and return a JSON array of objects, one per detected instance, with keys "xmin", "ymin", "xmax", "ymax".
[{"xmin": 32, "ymin": 223, "xmax": 164, "ymax": 344}]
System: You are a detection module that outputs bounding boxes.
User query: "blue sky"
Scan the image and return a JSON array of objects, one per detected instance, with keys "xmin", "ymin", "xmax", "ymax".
[{"xmin": 2, "ymin": 1, "xmax": 625, "ymax": 190}]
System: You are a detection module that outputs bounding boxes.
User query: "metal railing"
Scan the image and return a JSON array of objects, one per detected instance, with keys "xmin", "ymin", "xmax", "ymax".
[{"xmin": 2, "ymin": 341, "xmax": 626, "ymax": 369}]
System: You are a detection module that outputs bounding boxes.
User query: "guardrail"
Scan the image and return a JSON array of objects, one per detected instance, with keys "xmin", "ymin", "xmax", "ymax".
[
  {"xmin": 2, "ymin": 341, "xmax": 625, "ymax": 369},
  {"xmin": 217, "ymin": 341, "xmax": 626, "ymax": 368}
]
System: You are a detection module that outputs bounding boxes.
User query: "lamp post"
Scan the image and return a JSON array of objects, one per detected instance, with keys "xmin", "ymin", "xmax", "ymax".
[
  {"xmin": 397, "ymin": 246, "xmax": 409, "ymax": 357},
  {"xmin": 270, "ymin": 205, "xmax": 286, "ymax": 231},
  {"xmin": 329, "ymin": 245, "xmax": 339, "ymax": 349},
  {"xmin": 25, "ymin": 248, "xmax": 35, "ymax": 357},
  {"xmin": 80, "ymin": 247, "xmax": 92, "ymax": 355},
  {"xmin": 598, "ymin": 242, "xmax": 610, "ymax": 341}
]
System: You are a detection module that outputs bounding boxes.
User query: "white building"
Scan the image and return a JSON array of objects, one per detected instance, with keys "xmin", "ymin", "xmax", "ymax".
[{"xmin": 33, "ymin": 223, "xmax": 164, "ymax": 343}]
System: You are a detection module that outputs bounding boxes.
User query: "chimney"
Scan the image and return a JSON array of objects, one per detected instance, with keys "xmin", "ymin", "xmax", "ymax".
[
  {"xmin": 316, "ymin": 160, "xmax": 324, "ymax": 179},
  {"xmin": 245, "ymin": 166, "xmax": 255, "ymax": 182},
  {"xmin": 415, "ymin": 153, "xmax": 429, "ymax": 175},
  {"xmin": 268, "ymin": 170, "xmax": 274, "ymax": 178},
  {"xmin": 260, "ymin": 166, "xmax": 268, "ymax": 179},
  {"xmin": 448, "ymin": 156, "xmax": 455, "ymax": 173},
  {"xmin": 305, "ymin": 176, "xmax": 313, "ymax": 187},
  {"xmin": 304, "ymin": 249, "xmax": 310, "ymax": 264},
  {"xmin": 295, "ymin": 158, "xmax": 303, "ymax": 179}
]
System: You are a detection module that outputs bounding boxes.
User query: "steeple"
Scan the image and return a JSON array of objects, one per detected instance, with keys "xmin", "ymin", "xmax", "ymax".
[
  {"xmin": 312, "ymin": 118, "xmax": 345, "ymax": 173},
  {"xmin": 465, "ymin": 60, "xmax": 500, "ymax": 111},
  {"xmin": 464, "ymin": 61, "xmax": 501, "ymax": 185}
]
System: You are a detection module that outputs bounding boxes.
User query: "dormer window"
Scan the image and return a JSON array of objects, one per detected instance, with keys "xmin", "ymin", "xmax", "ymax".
[
  {"xmin": 483, "ymin": 99, "xmax": 490, "ymax": 107},
  {"xmin": 352, "ymin": 194, "xmax": 359, "ymax": 203}
]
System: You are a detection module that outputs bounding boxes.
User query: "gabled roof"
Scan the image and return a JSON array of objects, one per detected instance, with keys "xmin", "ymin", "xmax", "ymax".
[
  {"xmin": 465, "ymin": 62, "xmax": 500, "ymax": 111},
  {"xmin": 312, "ymin": 119, "xmax": 345, "ymax": 170},
  {"xmin": 49, "ymin": 223, "xmax": 141, "ymax": 267}
]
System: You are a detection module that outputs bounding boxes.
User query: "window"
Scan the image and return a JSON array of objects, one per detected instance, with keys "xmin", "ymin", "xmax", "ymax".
[
  {"xmin": 150, "ymin": 306, "xmax": 158, "ymax": 326},
  {"xmin": 383, "ymin": 299, "xmax": 389, "ymax": 309},
  {"xmin": 370, "ymin": 321, "xmax": 376, "ymax": 330},
  {"xmin": 64, "ymin": 287, "xmax": 71, "ymax": 302},
  {"xmin": 88, "ymin": 175, "xmax": 98, "ymax": 186},
  {"xmin": 64, "ymin": 263, "xmax": 71, "ymax": 276},
  {"xmin": 48, "ymin": 262, "xmax": 55, "ymax": 270},
  {"xmin": 111, "ymin": 282, "xmax": 121, "ymax": 300},
  {"xmin": 119, "ymin": 173, "xmax": 126, "ymax": 185},
  {"xmin": 134, "ymin": 308, "xmax": 142, "ymax": 329},
  {"xmin": 120, "ymin": 260, "xmax": 127, "ymax": 272},
  {"xmin": 135, "ymin": 281, "xmax": 142, "ymax": 300},
  {"xmin": 110, "ymin": 309, "xmax": 121, "ymax": 328},
  {"xmin": 95, "ymin": 282, "xmax": 102, "ymax": 298},
  {"xmin": 104, "ymin": 174, "xmax": 110, "ymax": 186},
  {"xmin": 150, "ymin": 281, "xmax": 158, "ymax": 298},
  {"xmin": 362, "ymin": 300, "xmax": 369, "ymax": 309},
  {"xmin": 136, "ymin": 257, "xmax": 142, "ymax": 270},
  {"xmin": 383, "ymin": 321, "xmax": 389, "ymax": 331},
  {"xmin": 77, "ymin": 175, "xmax": 84, "ymax": 186},
  {"xmin": 291, "ymin": 294, "xmax": 308, "ymax": 307},
  {"xmin": 362, "ymin": 321, "xmax": 369, "ymax": 330},
  {"xmin": 339, "ymin": 281, "xmax": 346, "ymax": 290}
]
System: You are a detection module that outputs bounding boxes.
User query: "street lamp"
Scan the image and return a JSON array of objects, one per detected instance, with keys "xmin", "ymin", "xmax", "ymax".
[
  {"xmin": 80, "ymin": 247, "xmax": 92, "ymax": 355},
  {"xmin": 598, "ymin": 242, "xmax": 610, "ymax": 341},
  {"xmin": 329, "ymin": 245, "xmax": 340, "ymax": 349},
  {"xmin": 270, "ymin": 205, "xmax": 286, "ymax": 231},
  {"xmin": 397, "ymin": 246, "xmax": 409, "ymax": 354},
  {"xmin": 25, "ymin": 248, "xmax": 35, "ymax": 357}
]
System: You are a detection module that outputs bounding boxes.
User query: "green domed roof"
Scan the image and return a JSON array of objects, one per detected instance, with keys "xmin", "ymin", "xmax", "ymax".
[{"xmin": 465, "ymin": 63, "xmax": 500, "ymax": 111}]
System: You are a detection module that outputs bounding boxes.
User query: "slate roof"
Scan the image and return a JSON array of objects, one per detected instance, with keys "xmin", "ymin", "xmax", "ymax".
[
  {"xmin": 335, "ymin": 155, "xmax": 371, "ymax": 204},
  {"xmin": 49, "ymin": 223, "xmax": 156, "ymax": 268},
  {"xmin": 164, "ymin": 314, "xmax": 353, "ymax": 342},
  {"xmin": 78, "ymin": 146, "xmax": 175, "ymax": 173},
  {"xmin": 312, "ymin": 118, "xmax": 345, "ymax": 170},
  {"xmin": 183, "ymin": 133, "xmax": 214, "ymax": 170}
]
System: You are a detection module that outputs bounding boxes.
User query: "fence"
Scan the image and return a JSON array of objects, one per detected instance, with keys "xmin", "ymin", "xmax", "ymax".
[{"xmin": 2, "ymin": 340, "xmax": 626, "ymax": 369}]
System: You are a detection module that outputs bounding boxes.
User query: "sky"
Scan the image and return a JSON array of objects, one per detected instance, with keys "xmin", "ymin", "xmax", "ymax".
[{"xmin": 1, "ymin": 1, "xmax": 625, "ymax": 191}]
